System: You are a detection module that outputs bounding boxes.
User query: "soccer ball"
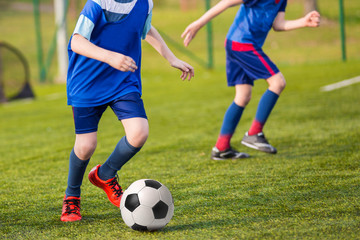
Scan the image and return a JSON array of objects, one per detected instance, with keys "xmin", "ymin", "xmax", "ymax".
[{"xmin": 120, "ymin": 179, "xmax": 174, "ymax": 231}]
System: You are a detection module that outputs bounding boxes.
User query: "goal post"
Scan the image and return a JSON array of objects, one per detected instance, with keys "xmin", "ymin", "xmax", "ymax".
[
  {"xmin": 54, "ymin": 0, "xmax": 69, "ymax": 83},
  {"xmin": 32, "ymin": 0, "xmax": 69, "ymax": 83},
  {"xmin": 205, "ymin": 0, "xmax": 214, "ymax": 69},
  {"xmin": 339, "ymin": 0, "xmax": 346, "ymax": 61}
]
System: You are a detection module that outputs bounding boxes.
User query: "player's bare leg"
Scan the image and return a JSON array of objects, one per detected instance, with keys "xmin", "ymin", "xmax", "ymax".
[
  {"xmin": 267, "ymin": 72, "xmax": 286, "ymax": 95},
  {"xmin": 74, "ymin": 132, "xmax": 98, "ymax": 160},
  {"xmin": 121, "ymin": 117, "xmax": 149, "ymax": 148},
  {"xmin": 234, "ymin": 83, "xmax": 252, "ymax": 107}
]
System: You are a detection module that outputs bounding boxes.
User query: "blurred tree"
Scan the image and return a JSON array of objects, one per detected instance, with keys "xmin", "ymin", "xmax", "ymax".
[
  {"xmin": 0, "ymin": 48, "xmax": 5, "ymax": 103},
  {"xmin": 69, "ymin": 0, "xmax": 78, "ymax": 19},
  {"xmin": 304, "ymin": 0, "xmax": 319, "ymax": 14},
  {"xmin": 0, "ymin": 0, "xmax": 10, "ymax": 11},
  {"xmin": 180, "ymin": 0, "xmax": 197, "ymax": 11},
  {"xmin": 153, "ymin": 0, "xmax": 162, "ymax": 6}
]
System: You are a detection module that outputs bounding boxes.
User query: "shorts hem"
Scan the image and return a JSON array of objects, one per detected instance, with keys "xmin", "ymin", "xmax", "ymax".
[
  {"xmin": 75, "ymin": 128, "xmax": 98, "ymax": 134},
  {"xmin": 117, "ymin": 115, "xmax": 148, "ymax": 121}
]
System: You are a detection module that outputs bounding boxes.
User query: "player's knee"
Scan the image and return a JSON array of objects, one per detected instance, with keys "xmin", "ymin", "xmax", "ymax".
[
  {"xmin": 234, "ymin": 84, "xmax": 252, "ymax": 107},
  {"xmin": 276, "ymin": 79, "xmax": 286, "ymax": 92},
  {"xmin": 75, "ymin": 140, "xmax": 97, "ymax": 160},
  {"xmin": 268, "ymin": 73, "xmax": 286, "ymax": 94},
  {"xmin": 234, "ymin": 94, "xmax": 251, "ymax": 107},
  {"xmin": 279, "ymin": 75, "xmax": 286, "ymax": 90},
  {"xmin": 127, "ymin": 128, "xmax": 149, "ymax": 148}
]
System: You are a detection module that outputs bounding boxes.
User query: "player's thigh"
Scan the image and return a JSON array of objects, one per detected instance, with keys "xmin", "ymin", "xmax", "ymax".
[
  {"xmin": 121, "ymin": 117, "xmax": 149, "ymax": 148},
  {"xmin": 72, "ymin": 105, "xmax": 107, "ymax": 134}
]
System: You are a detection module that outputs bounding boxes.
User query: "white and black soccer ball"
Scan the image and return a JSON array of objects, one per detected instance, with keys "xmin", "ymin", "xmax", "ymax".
[{"xmin": 120, "ymin": 179, "xmax": 174, "ymax": 231}]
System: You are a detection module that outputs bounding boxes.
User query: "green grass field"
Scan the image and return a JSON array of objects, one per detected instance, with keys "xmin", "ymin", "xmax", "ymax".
[{"xmin": 1, "ymin": 0, "xmax": 360, "ymax": 239}]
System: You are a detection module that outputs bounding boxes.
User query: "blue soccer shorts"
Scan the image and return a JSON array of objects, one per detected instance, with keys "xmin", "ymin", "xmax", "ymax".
[
  {"xmin": 225, "ymin": 39, "xmax": 280, "ymax": 86},
  {"xmin": 72, "ymin": 92, "xmax": 147, "ymax": 134}
]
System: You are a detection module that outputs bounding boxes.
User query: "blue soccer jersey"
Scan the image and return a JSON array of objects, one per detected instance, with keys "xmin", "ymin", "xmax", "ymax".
[
  {"xmin": 67, "ymin": 0, "xmax": 153, "ymax": 107},
  {"xmin": 227, "ymin": 0, "xmax": 287, "ymax": 47}
]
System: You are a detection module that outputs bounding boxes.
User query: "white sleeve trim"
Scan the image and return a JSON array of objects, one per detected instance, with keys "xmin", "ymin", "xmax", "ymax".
[
  {"xmin": 92, "ymin": 0, "xmax": 101, "ymax": 6},
  {"xmin": 148, "ymin": 0, "xmax": 153, "ymax": 14},
  {"xmin": 142, "ymin": 11, "xmax": 152, "ymax": 39},
  {"xmin": 73, "ymin": 14, "xmax": 95, "ymax": 40}
]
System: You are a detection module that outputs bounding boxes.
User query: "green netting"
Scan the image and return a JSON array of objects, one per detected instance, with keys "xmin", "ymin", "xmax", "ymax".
[{"xmin": 0, "ymin": 42, "xmax": 34, "ymax": 102}]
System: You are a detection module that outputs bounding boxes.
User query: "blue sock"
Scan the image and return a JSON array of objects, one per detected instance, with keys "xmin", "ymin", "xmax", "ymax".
[
  {"xmin": 220, "ymin": 102, "xmax": 244, "ymax": 135},
  {"xmin": 255, "ymin": 89, "xmax": 279, "ymax": 123},
  {"xmin": 65, "ymin": 149, "xmax": 90, "ymax": 198},
  {"xmin": 98, "ymin": 136, "xmax": 141, "ymax": 181}
]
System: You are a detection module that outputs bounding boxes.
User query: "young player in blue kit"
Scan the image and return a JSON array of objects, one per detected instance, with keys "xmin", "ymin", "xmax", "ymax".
[
  {"xmin": 182, "ymin": 0, "xmax": 320, "ymax": 160},
  {"xmin": 61, "ymin": 0, "xmax": 194, "ymax": 222}
]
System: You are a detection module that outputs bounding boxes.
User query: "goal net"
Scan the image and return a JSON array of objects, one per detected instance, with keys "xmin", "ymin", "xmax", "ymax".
[{"xmin": 0, "ymin": 42, "xmax": 35, "ymax": 103}]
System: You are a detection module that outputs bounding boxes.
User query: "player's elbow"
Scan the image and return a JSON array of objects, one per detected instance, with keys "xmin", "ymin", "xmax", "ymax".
[
  {"xmin": 70, "ymin": 34, "xmax": 80, "ymax": 52},
  {"xmin": 272, "ymin": 12, "xmax": 286, "ymax": 31},
  {"xmin": 70, "ymin": 34, "xmax": 87, "ymax": 52},
  {"xmin": 272, "ymin": 24, "xmax": 284, "ymax": 32}
]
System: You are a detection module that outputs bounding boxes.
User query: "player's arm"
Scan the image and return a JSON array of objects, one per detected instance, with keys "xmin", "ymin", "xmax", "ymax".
[
  {"xmin": 145, "ymin": 26, "xmax": 194, "ymax": 81},
  {"xmin": 181, "ymin": 0, "xmax": 244, "ymax": 47},
  {"xmin": 71, "ymin": 34, "xmax": 137, "ymax": 72},
  {"xmin": 272, "ymin": 11, "xmax": 320, "ymax": 31}
]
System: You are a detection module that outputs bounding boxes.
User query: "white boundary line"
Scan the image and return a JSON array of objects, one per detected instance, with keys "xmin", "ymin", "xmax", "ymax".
[{"xmin": 320, "ymin": 75, "xmax": 360, "ymax": 92}]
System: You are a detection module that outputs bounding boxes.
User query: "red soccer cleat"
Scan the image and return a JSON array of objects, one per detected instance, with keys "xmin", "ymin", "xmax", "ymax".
[
  {"xmin": 61, "ymin": 196, "xmax": 81, "ymax": 222},
  {"xmin": 88, "ymin": 164, "xmax": 123, "ymax": 207}
]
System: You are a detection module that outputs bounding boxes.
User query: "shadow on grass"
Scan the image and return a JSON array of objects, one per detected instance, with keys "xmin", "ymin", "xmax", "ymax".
[
  {"xmin": 1, "ymin": 199, "xmax": 240, "ymax": 237},
  {"xmin": 162, "ymin": 218, "xmax": 230, "ymax": 232}
]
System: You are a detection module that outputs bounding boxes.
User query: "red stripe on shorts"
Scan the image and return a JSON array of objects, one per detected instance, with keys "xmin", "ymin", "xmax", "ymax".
[
  {"xmin": 231, "ymin": 41, "xmax": 276, "ymax": 76},
  {"xmin": 231, "ymin": 42, "xmax": 255, "ymax": 51},
  {"xmin": 252, "ymin": 49, "xmax": 276, "ymax": 76}
]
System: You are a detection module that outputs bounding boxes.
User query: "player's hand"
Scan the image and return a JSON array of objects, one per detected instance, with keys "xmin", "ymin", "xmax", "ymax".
[
  {"xmin": 304, "ymin": 11, "xmax": 321, "ymax": 28},
  {"xmin": 107, "ymin": 52, "xmax": 138, "ymax": 72},
  {"xmin": 170, "ymin": 58, "xmax": 194, "ymax": 81},
  {"xmin": 181, "ymin": 21, "xmax": 201, "ymax": 47}
]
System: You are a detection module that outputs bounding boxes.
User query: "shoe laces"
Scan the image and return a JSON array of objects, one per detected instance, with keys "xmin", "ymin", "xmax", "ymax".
[
  {"xmin": 106, "ymin": 174, "xmax": 123, "ymax": 198},
  {"xmin": 63, "ymin": 198, "xmax": 80, "ymax": 215}
]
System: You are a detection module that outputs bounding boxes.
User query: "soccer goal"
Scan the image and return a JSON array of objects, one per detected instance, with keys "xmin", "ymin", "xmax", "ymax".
[{"xmin": 0, "ymin": 42, "xmax": 35, "ymax": 103}]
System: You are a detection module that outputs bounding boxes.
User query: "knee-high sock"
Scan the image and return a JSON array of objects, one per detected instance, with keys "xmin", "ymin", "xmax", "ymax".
[
  {"xmin": 65, "ymin": 149, "xmax": 90, "ymax": 198},
  {"xmin": 248, "ymin": 89, "xmax": 279, "ymax": 135},
  {"xmin": 98, "ymin": 136, "xmax": 141, "ymax": 181},
  {"xmin": 215, "ymin": 102, "xmax": 244, "ymax": 151}
]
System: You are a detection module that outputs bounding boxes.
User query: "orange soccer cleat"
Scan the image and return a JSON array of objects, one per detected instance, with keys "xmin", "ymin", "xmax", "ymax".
[
  {"xmin": 88, "ymin": 165, "xmax": 123, "ymax": 207},
  {"xmin": 61, "ymin": 196, "xmax": 81, "ymax": 222}
]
